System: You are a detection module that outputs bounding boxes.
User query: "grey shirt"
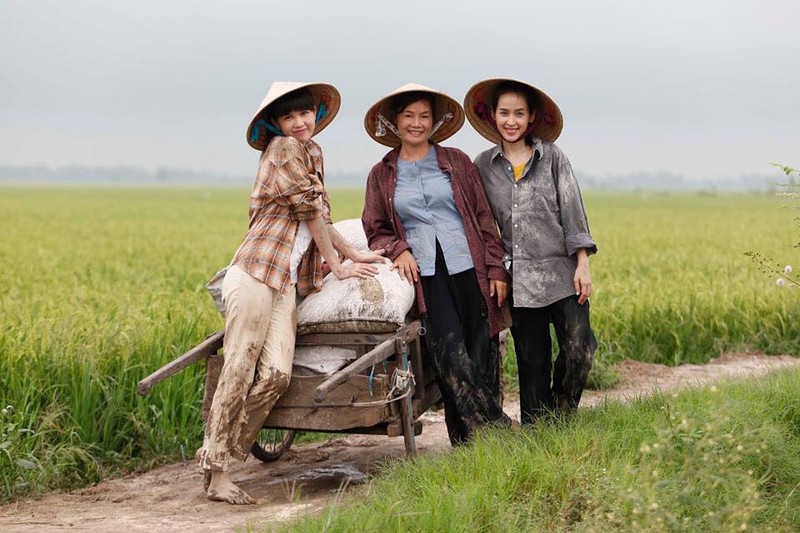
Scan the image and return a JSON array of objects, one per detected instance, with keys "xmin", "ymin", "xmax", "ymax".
[
  {"xmin": 474, "ymin": 138, "xmax": 596, "ymax": 308},
  {"xmin": 395, "ymin": 146, "xmax": 474, "ymax": 276}
]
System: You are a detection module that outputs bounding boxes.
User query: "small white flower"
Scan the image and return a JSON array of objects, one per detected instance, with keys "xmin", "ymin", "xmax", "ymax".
[
  {"xmin": 784, "ymin": 265, "xmax": 793, "ymax": 274},
  {"xmin": 776, "ymin": 278, "xmax": 786, "ymax": 287}
]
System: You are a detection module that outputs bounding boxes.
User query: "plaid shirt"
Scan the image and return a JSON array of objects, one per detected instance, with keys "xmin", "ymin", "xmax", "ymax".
[{"xmin": 230, "ymin": 136, "xmax": 332, "ymax": 296}]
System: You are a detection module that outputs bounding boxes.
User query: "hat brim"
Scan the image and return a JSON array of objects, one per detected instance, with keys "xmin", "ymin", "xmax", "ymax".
[
  {"xmin": 246, "ymin": 82, "xmax": 341, "ymax": 151},
  {"xmin": 364, "ymin": 83, "xmax": 465, "ymax": 148},
  {"xmin": 464, "ymin": 78, "xmax": 563, "ymax": 144}
]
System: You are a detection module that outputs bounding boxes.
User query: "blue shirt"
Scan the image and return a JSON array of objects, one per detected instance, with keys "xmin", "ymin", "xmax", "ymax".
[{"xmin": 394, "ymin": 146, "xmax": 474, "ymax": 276}]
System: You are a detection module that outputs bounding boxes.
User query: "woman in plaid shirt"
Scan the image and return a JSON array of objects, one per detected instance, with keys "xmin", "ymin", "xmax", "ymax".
[{"xmin": 199, "ymin": 82, "xmax": 384, "ymax": 504}]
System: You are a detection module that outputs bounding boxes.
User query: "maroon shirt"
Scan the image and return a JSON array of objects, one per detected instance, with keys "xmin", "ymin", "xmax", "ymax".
[{"xmin": 362, "ymin": 144, "xmax": 511, "ymax": 337}]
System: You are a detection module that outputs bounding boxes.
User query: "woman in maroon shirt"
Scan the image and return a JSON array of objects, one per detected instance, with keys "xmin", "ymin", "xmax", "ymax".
[{"xmin": 361, "ymin": 83, "xmax": 513, "ymax": 444}]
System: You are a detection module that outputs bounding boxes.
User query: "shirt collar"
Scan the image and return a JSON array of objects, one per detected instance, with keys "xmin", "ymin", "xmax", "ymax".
[
  {"xmin": 382, "ymin": 143, "xmax": 451, "ymax": 173},
  {"xmin": 490, "ymin": 137, "xmax": 544, "ymax": 162},
  {"xmin": 381, "ymin": 147, "xmax": 401, "ymax": 168},
  {"xmin": 304, "ymin": 139, "xmax": 321, "ymax": 155}
]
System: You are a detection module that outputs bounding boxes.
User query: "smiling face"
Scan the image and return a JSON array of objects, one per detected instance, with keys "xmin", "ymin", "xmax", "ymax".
[
  {"xmin": 275, "ymin": 108, "xmax": 316, "ymax": 143},
  {"xmin": 395, "ymin": 99, "xmax": 433, "ymax": 149},
  {"xmin": 493, "ymin": 92, "xmax": 535, "ymax": 145}
]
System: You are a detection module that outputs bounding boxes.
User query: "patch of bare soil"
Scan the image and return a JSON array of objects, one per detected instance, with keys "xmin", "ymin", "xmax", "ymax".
[{"xmin": 1, "ymin": 353, "xmax": 798, "ymax": 532}]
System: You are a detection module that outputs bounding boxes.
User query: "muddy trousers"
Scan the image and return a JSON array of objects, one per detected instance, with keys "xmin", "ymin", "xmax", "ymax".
[
  {"xmin": 420, "ymin": 245, "xmax": 510, "ymax": 446},
  {"xmin": 511, "ymin": 295, "xmax": 597, "ymax": 424},
  {"xmin": 199, "ymin": 265, "xmax": 296, "ymax": 472}
]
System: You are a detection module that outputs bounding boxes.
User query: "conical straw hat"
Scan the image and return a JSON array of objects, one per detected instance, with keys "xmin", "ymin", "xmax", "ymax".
[
  {"xmin": 246, "ymin": 82, "xmax": 341, "ymax": 151},
  {"xmin": 464, "ymin": 78, "xmax": 563, "ymax": 144},
  {"xmin": 364, "ymin": 83, "xmax": 465, "ymax": 148}
]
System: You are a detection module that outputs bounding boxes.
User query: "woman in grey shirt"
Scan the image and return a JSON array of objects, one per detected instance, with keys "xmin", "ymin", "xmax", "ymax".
[{"xmin": 464, "ymin": 78, "xmax": 598, "ymax": 424}]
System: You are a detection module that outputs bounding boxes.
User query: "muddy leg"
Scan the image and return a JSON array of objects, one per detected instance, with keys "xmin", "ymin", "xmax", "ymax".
[
  {"xmin": 510, "ymin": 305, "xmax": 555, "ymax": 424},
  {"xmin": 233, "ymin": 286, "xmax": 296, "ymax": 459},
  {"xmin": 552, "ymin": 295, "xmax": 597, "ymax": 414},
  {"xmin": 421, "ymin": 261, "xmax": 510, "ymax": 444}
]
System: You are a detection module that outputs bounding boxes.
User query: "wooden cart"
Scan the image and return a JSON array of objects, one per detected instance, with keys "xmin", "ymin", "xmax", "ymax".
[{"xmin": 137, "ymin": 320, "xmax": 440, "ymax": 461}]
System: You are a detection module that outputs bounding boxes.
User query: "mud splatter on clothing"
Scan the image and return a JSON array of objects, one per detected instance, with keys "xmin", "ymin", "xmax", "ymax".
[
  {"xmin": 474, "ymin": 139, "xmax": 596, "ymax": 308},
  {"xmin": 511, "ymin": 295, "xmax": 596, "ymax": 423},
  {"xmin": 199, "ymin": 265, "xmax": 296, "ymax": 471},
  {"xmin": 421, "ymin": 244, "xmax": 510, "ymax": 445}
]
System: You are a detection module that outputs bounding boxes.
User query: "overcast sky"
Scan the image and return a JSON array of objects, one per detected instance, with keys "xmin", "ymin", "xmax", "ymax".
[{"xmin": 1, "ymin": 0, "xmax": 798, "ymax": 183}]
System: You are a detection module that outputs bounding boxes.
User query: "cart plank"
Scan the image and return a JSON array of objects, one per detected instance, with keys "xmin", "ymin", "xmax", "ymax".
[
  {"xmin": 313, "ymin": 321, "xmax": 421, "ymax": 403},
  {"xmin": 204, "ymin": 365, "xmax": 392, "ymax": 431},
  {"xmin": 137, "ymin": 330, "xmax": 223, "ymax": 396}
]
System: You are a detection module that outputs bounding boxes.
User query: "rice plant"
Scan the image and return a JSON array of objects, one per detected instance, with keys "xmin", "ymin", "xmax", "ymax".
[{"xmin": 1, "ymin": 186, "xmax": 797, "ymax": 501}]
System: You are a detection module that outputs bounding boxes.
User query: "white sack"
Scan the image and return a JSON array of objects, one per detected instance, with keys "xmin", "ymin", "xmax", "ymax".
[
  {"xmin": 330, "ymin": 218, "xmax": 369, "ymax": 252},
  {"xmin": 296, "ymin": 259, "xmax": 415, "ymax": 334},
  {"xmin": 292, "ymin": 345, "xmax": 357, "ymax": 376},
  {"xmin": 296, "ymin": 219, "xmax": 414, "ymax": 334},
  {"xmin": 207, "ymin": 219, "xmax": 414, "ymax": 334}
]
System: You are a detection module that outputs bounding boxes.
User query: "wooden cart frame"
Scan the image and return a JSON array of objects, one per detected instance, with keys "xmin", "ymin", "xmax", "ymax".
[{"xmin": 137, "ymin": 320, "xmax": 440, "ymax": 460}]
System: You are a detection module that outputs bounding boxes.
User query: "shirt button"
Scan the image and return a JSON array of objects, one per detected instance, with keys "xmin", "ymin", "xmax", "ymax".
[
  {"xmin": 514, "ymin": 245, "xmax": 519, "ymax": 248},
  {"xmin": 514, "ymin": 224, "xmax": 518, "ymax": 228},
  {"xmin": 513, "ymin": 203, "xmax": 518, "ymax": 208},
  {"xmin": 514, "ymin": 184, "xmax": 518, "ymax": 188}
]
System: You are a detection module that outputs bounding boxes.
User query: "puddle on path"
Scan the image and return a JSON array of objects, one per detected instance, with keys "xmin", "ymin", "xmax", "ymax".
[{"xmin": 266, "ymin": 464, "xmax": 368, "ymax": 495}]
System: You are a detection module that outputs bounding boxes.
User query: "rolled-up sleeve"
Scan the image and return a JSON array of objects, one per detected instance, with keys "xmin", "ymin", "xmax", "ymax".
[
  {"xmin": 554, "ymin": 148, "xmax": 597, "ymax": 257},
  {"xmin": 320, "ymin": 188, "xmax": 333, "ymax": 224}
]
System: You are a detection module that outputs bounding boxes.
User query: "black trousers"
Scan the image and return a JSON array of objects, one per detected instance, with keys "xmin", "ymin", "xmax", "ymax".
[
  {"xmin": 420, "ymin": 242, "xmax": 509, "ymax": 445},
  {"xmin": 511, "ymin": 295, "xmax": 597, "ymax": 424}
]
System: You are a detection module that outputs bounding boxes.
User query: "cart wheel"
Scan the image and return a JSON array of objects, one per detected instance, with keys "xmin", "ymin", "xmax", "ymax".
[{"xmin": 250, "ymin": 429, "xmax": 296, "ymax": 462}]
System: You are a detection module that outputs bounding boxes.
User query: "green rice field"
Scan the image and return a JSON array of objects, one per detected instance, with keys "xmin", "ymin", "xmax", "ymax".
[{"xmin": 1, "ymin": 186, "xmax": 799, "ymax": 501}]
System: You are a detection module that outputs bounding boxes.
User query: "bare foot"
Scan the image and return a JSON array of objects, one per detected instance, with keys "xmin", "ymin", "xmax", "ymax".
[{"xmin": 206, "ymin": 470, "xmax": 256, "ymax": 505}]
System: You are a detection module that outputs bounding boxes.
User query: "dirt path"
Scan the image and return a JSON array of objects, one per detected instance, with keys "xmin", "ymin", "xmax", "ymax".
[{"xmin": 1, "ymin": 353, "xmax": 798, "ymax": 532}]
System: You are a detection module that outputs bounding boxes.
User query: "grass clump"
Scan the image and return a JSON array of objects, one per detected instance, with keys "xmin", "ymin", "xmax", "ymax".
[{"xmin": 283, "ymin": 369, "xmax": 800, "ymax": 532}]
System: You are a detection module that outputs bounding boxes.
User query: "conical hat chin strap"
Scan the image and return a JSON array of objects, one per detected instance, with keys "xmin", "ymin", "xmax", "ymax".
[{"xmin": 250, "ymin": 103, "xmax": 329, "ymax": 142}]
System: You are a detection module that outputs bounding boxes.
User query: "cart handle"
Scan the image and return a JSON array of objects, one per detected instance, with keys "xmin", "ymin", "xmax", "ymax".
[
  {"xmin": 313, "ymin": 320, "xmax": 421, "ymax": 403},
  {"xmin": 137, "ymin": 330, "xmax": 224, "ymax": 396}
]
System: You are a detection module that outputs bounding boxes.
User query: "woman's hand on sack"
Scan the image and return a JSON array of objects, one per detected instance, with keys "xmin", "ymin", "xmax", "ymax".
[
  {"xmin": 390, "ymin": 250, "xmax": 419, "ymax": 284},
  {"xmin": 489, "ymin": 279, "xmax": 508, "ymax": 308},
  {"xmin": 347, "ymin": 247, "xmax": 387, "ymax": 265},
  {"xmin": 332, "ymin": 260, "xmax": 379, "ymax": 280}
]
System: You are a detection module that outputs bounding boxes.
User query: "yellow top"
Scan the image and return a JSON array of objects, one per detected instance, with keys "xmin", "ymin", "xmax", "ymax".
[{"xmin": 513, "ymin": 163, "xmax": 526, "ymax": 181}]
